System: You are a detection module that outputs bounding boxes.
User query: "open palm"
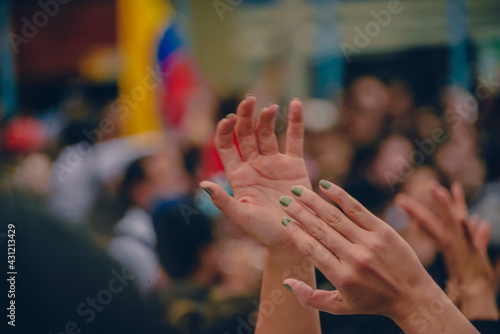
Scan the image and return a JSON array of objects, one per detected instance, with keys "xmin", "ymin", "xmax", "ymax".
[{"xmin": 201, "ymin": 97, "xmax": 311, "ymax": 250}]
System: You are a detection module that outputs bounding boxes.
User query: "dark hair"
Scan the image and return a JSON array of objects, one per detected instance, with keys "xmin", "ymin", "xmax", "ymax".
[
  {"xmin": 153, "ymin": 199, "xmax": 214, "ymax": 280},
  {"xmin": 121, "ymin": 157, "xmax": 150, "ymax": 206}
]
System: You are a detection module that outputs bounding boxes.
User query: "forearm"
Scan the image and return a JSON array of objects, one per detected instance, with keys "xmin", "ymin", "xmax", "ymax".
[
  {"xmin": 394, "ymin": 285, "xmax": 479, "ymax": 334},
  {"xmin": 255, "ymin": 249, "xmax": 321, "ymax": 334}
]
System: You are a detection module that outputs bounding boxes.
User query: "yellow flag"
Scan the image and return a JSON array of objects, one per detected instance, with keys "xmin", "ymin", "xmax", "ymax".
[{"xmin": 117, "ymin": 0, "xmax": 173, "ymax": 135}]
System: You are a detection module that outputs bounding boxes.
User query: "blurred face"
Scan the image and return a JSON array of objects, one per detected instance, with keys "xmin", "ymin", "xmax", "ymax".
[
  {"xmin": 388, "ymin": 81, "xmax": 413, "ymax": 117},
  {"xmin": 435, "ymin": 143, "xmax": 486, "ymax": 198},
  {"xmin": 415, "ymin": 107, "xmax": 442, "ymax": 139},
  {"xmin": 341, "ymin": 77, "xmax": 389, "ymax": 146},
  {"xmin": 399, "ymin": 167, "xmax": 441, "ymax": 267},
  {"xmin": 143, "ymin": 147, "xmax": 190, "ymax": 201},
  {"xmin": 372, "ymin": 135, "xmax": 413, "ymax": 188}
]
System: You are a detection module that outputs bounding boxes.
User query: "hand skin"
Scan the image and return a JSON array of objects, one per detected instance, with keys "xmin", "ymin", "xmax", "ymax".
[
  {"xmin": 279, "ymin": 181, "xmax": 479, "ymax": 334},
  {"xmin": 200, "ymin": 96, "xmax": 320, "ymax": 334},
  {"xmin": 396, "ymin": 182, "xmax": 499, "ymax": 321}
]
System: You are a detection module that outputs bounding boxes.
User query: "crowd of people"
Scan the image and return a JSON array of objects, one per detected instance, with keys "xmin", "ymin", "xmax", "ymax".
[{"xmin": 1, "ymin": 70, "xmax": 500, "ymax": 333}]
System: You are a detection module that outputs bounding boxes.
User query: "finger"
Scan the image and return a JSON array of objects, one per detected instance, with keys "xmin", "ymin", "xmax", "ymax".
[
  {"xmin": 451, "ymin": 182, "xmax": 468, "ymax": 221},
  {"xmin": 283, "ymin": 279, "xmax": 352, "ymax": 315},
  {"xmin": 430, "ymin": 184, "xmax": 458, "ymax": 231},
  {"xmin": 474, "ymin": 220, "xmax": 491, "ymax": 256},
  {"xmin": 395, "ymin": 194, "xmax": 445, "ymax": 243},
  {"xmin": 460, "ymin": 219, "xmax": 474, "ymax": 245},
  {"xmin": 285, "ymin": 99, "xmax": 304, "ymax": 158},
  {"xmin": 290, "ymin": 185, "xmax": 367, "ymax": 242},
  {"xmin": 280, "ymin": 196, "xmax": 351, "ymax": 258},
  {"xmin": 468, "ymin": 214, "xmax": 481, "ymax": 232},
  {"xmin": 199, "ymin": 181, "xmax": 244, "ymax": 221},
  {"xmin": 235, "ymin": 95, "xmax": 259, "ymax": 161},
  {"xmin": 318, "ymin": 180, "xmax": 380, "ymax": 231},
  {"xmin": 214, "ymin": 114, "xmax": 242, "ymax": 173},
  {"xmin": 255, "ymin": 104, "xmax": 279, "ymax": 156},
  {"xmin": 282, "ymin": 218, "xmax": 342, "ymax": 272}
]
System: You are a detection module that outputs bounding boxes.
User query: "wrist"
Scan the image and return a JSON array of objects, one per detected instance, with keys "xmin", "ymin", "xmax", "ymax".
[
  {"xmin": 265, "ymin": 248, "xmax": 316, "ymax": 285},
  {"xmin": 392, "ymin": 280, "xmax": 456, "ymax": 332},
  {"xmin": 460, "ymin": 280, "xmax": 499, "ymax": 321}
]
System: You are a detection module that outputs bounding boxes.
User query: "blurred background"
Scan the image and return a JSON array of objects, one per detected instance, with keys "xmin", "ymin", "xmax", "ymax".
[{"xmin": 1, "ymin": 0, "xmax": 500, "ymax": 333}]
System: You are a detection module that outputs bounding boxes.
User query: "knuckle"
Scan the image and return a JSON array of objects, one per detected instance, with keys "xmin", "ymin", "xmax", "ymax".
[
  {"xmin": 325, "ymin": 211, "xmax": 343, "ymax": 227},
  {"xmin": 365, "ymin": 237, "xmax": 384, "ymax": 253},
  {"xmin": 353, "ymin": 251, "xmax": 374, "ymax": 269},
  {"xmin": 310, "ymin": 223, "xmax": 328, "ymax": 241},
  {"xmin": 301, "ymin": 241, "xmax": 317, "ymax": 258},
  {"xmin": 350, "ymin": 202, "xmax": 364, "ymax": 215},
  {"xmin": 440, "ymin": 236, "xmax": 452, "ymax": 250},
  {"xmin": 376, "ymin": 226, "xmax": 393, "ymax": 242},
  {"xmin": 338, "ymin": 271, "xmax": 357, "ymax": 288}
]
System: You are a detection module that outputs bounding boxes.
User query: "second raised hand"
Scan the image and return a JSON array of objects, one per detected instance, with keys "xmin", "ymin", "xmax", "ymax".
[
  {"xmin": 276, "ymin": 180, "xmax": 478, "ymax": 334},
  {"xmin": 200, "ymin": 96, "xmax": 312, "ymax": 251}
]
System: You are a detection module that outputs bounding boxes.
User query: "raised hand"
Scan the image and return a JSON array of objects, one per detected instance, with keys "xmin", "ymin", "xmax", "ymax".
[
  {"xmin": 200, "ymin": 96, "xmax": 311, "ymax": 251},
  {"xmin": 396, "ymin": 182, "xmax": 499, "ymax": 320},
  {"xmin": 277, "ymin": 180, "xmax": 477, "ymax": 333}
]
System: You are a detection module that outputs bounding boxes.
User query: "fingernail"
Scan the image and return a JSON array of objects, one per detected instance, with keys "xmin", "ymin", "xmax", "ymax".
[
  {"xmin": 245, "ymin": 93, "xmax": 254, "ymax": 99},
  {"xmin": 225, "ymin": 113, "xmax": 236, "ymax": 119},
  {"xmin": 292, "ymin": 97, "xmax": 300, "ymax": 101},
  {"xmin": 319, "ymin": 180, "xmax": 331, "ymax": 189},
  {"xmin": 283, "ymin": 283, "xmax": 294, "ymax": 294},
  {"xmin": 268, "ymin": 102, "xmax": 277, "ymax": 107},
  {"xmin": 280, "ymin": 196, "xmax": 292, "ymax": 207},
  {"xmin": 202, "ymin": 187, "xmax": 213, "ymax": 196},
  {"xmin": 282, "ymin": 217, "xmax": 291, "ymax": 227},
  {"xmin": 291, "ymin": 186, "xmax": 303, "ymax": 197}
]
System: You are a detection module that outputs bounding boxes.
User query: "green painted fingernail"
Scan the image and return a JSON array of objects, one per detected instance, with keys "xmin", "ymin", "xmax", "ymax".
[
  {"xmin": 291, "ymin": 186, "xmax": 303, "ymax": 197},
  {"xmin": 280, "ymin": 196, "xmax": 292, "ymax": 207},
  {"xmin": 225, "ymin": 113, "xmax": 236, "ymax": 119},
  {"xmin": 283, "ymin": 284, "xmax": 294, "ymax": 294},
  {"xmin": 282, "ymin": 217, "xmax": 291, "ymax": 227},
  {"xmin": 319, "ymin": 180, "xmax": 331, "ymax": 189},
  {"xmin": 202, "ymin": 187, "xmax": 213, "ymax": 195}
]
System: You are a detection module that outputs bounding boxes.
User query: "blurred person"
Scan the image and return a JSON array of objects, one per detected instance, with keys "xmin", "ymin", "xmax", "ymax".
[
  {"xmin": 108, "ymin": 144, "xmax": 191, "ymax": 296},
  {"xmin": 471, "ymin": 94, "xmax": 500, "ymax": 248},
  {"xmin": 397, "ymin": 182, "xmax": 500, "ymax": 331},
  {"xmin": 199, "ymin": 96, "xmax": 484, "ymax": 334},
  {"xmin": 1, "ymin": 114, "xmax": 52, "ymax": 197},
  {"xmin": 370, "ymin": 134, "xmax": 415, "ymax": 192},
  {"xmin": 152, "ymin": 197, "xmax": 260, "ymax": 334},
  {"xmin": 0, "ymin": 190, "xmax": 177, "ymax": 334},
  {"xmin": 414, "ymin": 106, "xmax": 443, "ymax": 140},
  {"xmin": 343, "ymin": 134, "xmax": 414, "ymax": 218},
  {"xmin": 435, "ymin": 141, "xmax": 486, "ymax": 199},
  {"xmin": 47, "ymin": 93, "xmax": 163, "ymax": 224},
  {"xmin": 386, "ymin": 78, "xmax": 416, "ymax": 135},
  {"xmin": 435, "ymin": 86, "xmax": 486, "ymax": 199},
  {"xmin": 338, "ymin": 76, "xmax": 389, "ymax": 147},
  {"xmin": 305, "ymin": 132, "xmax": 354, "ymax": 187},
  {"xmin": 389, "ymin": 166, "xmax": 441, "ymax": 268}
]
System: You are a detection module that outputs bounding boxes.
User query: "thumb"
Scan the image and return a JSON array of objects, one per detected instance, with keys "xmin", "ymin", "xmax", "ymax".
[
  {"xmin": 283, "ymin": 279, "xmax": 352, "ymax": 315},
  {"xmin": 199, "ymin": 181, "xmax": 242, "ymax": 219}
]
